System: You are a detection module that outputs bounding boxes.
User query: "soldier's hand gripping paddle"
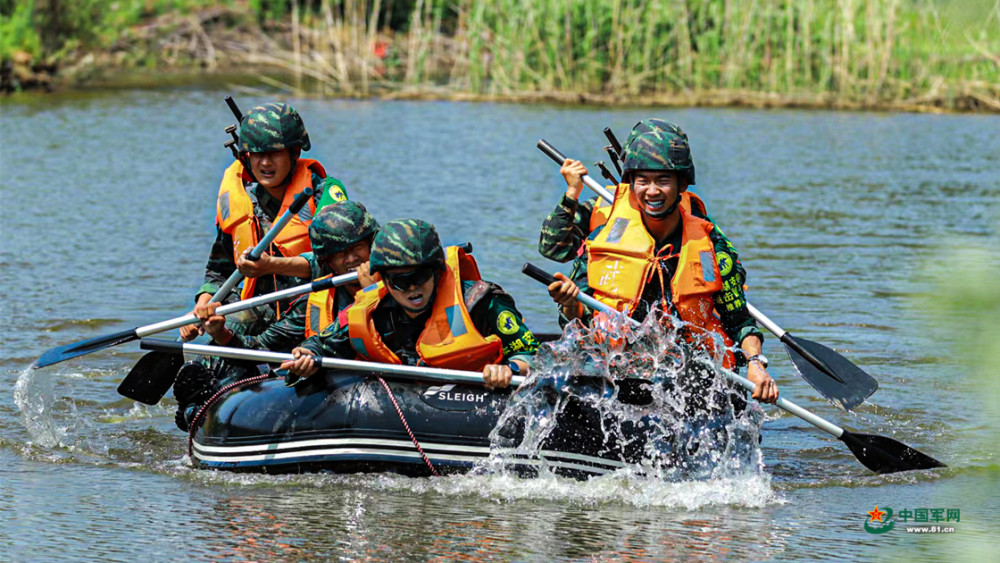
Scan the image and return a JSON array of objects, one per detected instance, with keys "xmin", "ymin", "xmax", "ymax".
[
  {"xmin": 523, "ymin": 262, "xmax": 946, "ymax": 474},
  {"xmin": 35, "ymin": 188, "xmax": 315, "ymax": 369},
  {"xmin": 115, "ymin": 271, "xmax": 360, "ymax": 404},
  {"xmin": 138, "ymin": 339, "xmax": 528, "ymax": 389},
  {"xmin": 536, "ymin": 137, "xmax": 878, "ymax": 410}
]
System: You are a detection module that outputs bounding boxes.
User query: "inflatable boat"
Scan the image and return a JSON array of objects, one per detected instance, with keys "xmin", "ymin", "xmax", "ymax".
[{"xmin": 188, "ymin": 369, "xmax": 632, "ymax": 478}]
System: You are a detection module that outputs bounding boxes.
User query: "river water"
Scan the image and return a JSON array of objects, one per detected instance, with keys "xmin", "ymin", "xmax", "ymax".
[{"xmin": 1, "ymin": 89, "xmax": 998, "ymax": 561}]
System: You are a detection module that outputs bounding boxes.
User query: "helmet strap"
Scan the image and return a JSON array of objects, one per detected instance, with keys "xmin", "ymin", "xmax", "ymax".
[{"xmin": 662, "ymin": 191, "xmax": 682, "ymax": 216}]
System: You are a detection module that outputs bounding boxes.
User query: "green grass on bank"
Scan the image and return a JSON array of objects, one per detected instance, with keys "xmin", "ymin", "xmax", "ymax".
[{"xmin": 2, "ymin": 0, "xmax": 998, "ymax": 109}]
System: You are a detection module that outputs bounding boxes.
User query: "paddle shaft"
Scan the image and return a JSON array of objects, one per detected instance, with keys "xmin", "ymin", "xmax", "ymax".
[
  {"xmin": 140, "ymin": 339, "xmax": 526, "ymax": 388},
  {"xmin": 522, "ymin": 263, "xmax": 845, "ymax": 438},
  {"xmin": 747, "ymin": 302, "xmax": 844, "ymax": 383},
  {"xmin": 136, "ymin": 271, "xmax": 358, "ymax": 337},
  {"xmin": 604, "ymin": 127, "xmax": 624, "ymax": 158},
  {"xmin": 209, "ymin": 187, "xmax": 314, "ymax": 303},
  {"xmin": 521, "ymin": 263, "xmax": 617, "ymax": 319},
  {"xmin": 225, "ymin": 95, "xmax": 244, "ymax": 122},
  {"xmin": 537, "ymin": 139, "xmax": 616, "ymax": 202}
]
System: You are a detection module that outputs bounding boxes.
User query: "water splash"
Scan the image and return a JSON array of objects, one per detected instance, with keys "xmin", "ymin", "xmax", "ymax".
[
  {"xmin": 484, "ymin": 309, "xmax": 766, "ymax": 485},
  {"xmin": 13, "ymin": 364, "xmax": 68, "ymax": 448}
]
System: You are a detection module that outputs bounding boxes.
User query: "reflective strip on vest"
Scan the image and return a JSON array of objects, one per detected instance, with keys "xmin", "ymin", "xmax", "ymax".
[
  {"xmin": 219, "ymin": 192, "xmax": 231, "ymax": 222},
  {"xmin": 446, "ymin": 305, "xmax": 468, "ymax": 337},
  {"xmin": 309, "ymin": 305, "xmax": 320, "ymax": 335},
  {"xmin": 700, "ymin": 251, "xmax": 717, "ymax": 283}
]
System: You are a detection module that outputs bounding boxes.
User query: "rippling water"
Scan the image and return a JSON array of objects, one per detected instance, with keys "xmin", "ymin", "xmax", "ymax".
[{"xmin": 1, "ymin": 89, "xmax": 998, "ymax": 561}]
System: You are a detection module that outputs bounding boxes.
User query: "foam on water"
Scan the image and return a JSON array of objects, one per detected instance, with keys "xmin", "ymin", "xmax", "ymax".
[
  {"xmin": 482, "ymin": 310, "xmax": 767, "ymax": 482},
  {"xmin": 375, "ymin": 470, "xmax": 779, "ymax": 509},
  {"xmin": 167, "ymin": 459, "xmax": 778, "ymax": 509}
]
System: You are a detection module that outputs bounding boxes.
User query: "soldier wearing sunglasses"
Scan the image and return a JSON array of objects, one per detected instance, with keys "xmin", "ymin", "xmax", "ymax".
[{"xmin": 283, "ymin": 219, "xmax": 538, "ymax": 388}]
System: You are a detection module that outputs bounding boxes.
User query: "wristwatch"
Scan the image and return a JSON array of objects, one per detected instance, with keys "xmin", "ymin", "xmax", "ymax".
[
  {"xmin": 508, "ymin": 362, "xmax": 521, "ymax": 375},
  {"xmin": 746, "ymin": 354, "xmax": 769, "ymax": 368}
]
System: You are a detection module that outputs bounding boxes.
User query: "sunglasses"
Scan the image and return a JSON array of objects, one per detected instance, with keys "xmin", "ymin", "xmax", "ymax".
[{"xmin": 384, "ymin": 267, "xmax": 436, "ymax": 291}]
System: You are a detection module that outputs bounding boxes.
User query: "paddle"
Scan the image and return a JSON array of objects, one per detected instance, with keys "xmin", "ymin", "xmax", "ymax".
[
  {"xmin": 35, "ymin": 188, "xmax": 315, "ymax": 369},
  {"xmin": 535, "ymin": 138, "xmax": 878, "ymax": 410},
  {"xmin": 116, "ymin": 349, "xmax": 186, "ymax": 405},
  {"xmin": 522, "ymin": 262, "xmax": 944, "ymax": 474},
  {"xmin": 139, "ymin": 339, "xmax": 527, "ymax": 388},
  {"xmin": 114, "ymin": 271, "xmax": 360, "ymax": 404}
]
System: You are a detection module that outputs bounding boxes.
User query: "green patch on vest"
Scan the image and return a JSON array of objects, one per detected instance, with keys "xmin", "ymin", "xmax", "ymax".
[{"xmin": 717, "ymin": 251, "xmax": 733, "ymax": 277}]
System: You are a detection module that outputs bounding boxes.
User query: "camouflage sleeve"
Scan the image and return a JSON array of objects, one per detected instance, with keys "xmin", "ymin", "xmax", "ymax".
[
  {"xmin": 538, "ymin": 194, "xmax": 598, "ymax": 263},
  {"xmin": 469, "ymin": 284, "xmax": 539, "ymax": 364},
  {"xmin": 298, "ymin": 313, "xmax": 354, "ymax": 359},
  {"xmin": 315, "ymin": 174, "xmax": 349, "ymax": 211},
  {"xmin": 197, "ymin": 226, "xmax": 238, "ymax": 301},
  {"xmin": 556, "ymin": 255, "xmax": 596, "ymax": 328},
  {"xmin": 710, "ymin": 228, "xmax": 762, "ymax": 347},
  {"xmin": 297, "ymin": 252, "xmax": 325, "ymax": 281},
  {"xmin": 229, "ymin": 296, "xmax": 309, "ymax": 353}
]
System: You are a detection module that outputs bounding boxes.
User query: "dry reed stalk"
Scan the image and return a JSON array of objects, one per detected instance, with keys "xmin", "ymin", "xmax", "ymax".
[
  {"xmin": 292, "ymin": 0, "xmax": 301, "ymax": 92},
  {"xmin": 676, "ymin": 0, "xmax": 694, "ymax": 88},
  {"xmin": 319, "ymin": 0, "xmax": 351, "ymax": 92}
]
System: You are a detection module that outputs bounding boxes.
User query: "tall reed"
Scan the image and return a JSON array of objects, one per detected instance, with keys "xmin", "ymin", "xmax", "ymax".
[{"xmin": 346, "ymin": 0, "xmax": 997, "ymax": 108}]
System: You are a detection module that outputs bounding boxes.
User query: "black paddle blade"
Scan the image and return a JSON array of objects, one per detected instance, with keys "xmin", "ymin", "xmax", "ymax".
[
  {"xmin": 840, "ymin": 430, "xmax": 947, "ymax": 474},
  {"xmin": 117, "ymin": 350, "xmax": 184, "ymax": 405},
  {"xmin": 36, "ymin": 329, "xmax": 139, "ymax": 368},
  {"xmin": 784, "ymin": 335, "xmax": 878, "ymax": 411}
]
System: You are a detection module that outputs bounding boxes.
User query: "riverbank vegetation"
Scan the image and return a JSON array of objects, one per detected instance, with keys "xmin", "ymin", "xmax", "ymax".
[{"xmin": 3, "ymin": 0, "xmax": 998, "ymax": 112}]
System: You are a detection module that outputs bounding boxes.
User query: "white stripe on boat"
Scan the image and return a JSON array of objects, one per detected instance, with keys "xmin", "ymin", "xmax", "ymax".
[{"xmin": 193, "ymin": 438, "xmax": 626, "ymax": 472}]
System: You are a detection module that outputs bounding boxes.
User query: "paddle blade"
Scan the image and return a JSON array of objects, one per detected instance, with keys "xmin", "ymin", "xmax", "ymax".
[
  {"xmin": 117, "ymin": 350, "xmax": 184, "ymax": 405},
  {"xmin": 784, "ymin": 335, "xmax": 878, "ymax": 411},
  {"xmin": 840, "ymin": 430, "xmax": 946, "ymax": 474},
  {"xmin": 36, "ymin": 329, "xmax": 139, "ymax": 368}
]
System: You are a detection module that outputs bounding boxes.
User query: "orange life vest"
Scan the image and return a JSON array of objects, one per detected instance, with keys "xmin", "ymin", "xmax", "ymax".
[
  {"xmin": 346, "ymin": 246, "xmax": 504, "ymax": 370},
  {"xmin": 215, "ymin": 158, "xmax": 325, "ymax": 300},
  {"xmin": 589, "ymin": 185, "xmax": 707, "ymax": 232},
  {"xmin": 585, "ymin": 184, "xmax": 735, "ymax": 367},
  {"xmin": 305, "ymin": 275, "xmax": 337, "ymax": 339}
]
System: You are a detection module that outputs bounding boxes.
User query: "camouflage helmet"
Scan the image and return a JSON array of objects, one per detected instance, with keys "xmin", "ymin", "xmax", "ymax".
[
  {"xmin": 238, "ymin": 102, "xmax": 312, "ymax": 153},
  {"xmin": 309, "ymin": 201, "xmax": 379, "ymax": 258},
  {"xmin": 622, "ymin": 122, "xmax": 696, "ymax": 185},
  {"xmin": 623, "ymin": 118, "xmax": 688, "ymax": 150},
  {"xmin": 369, "ymin": 219, "xmax": 445, "ymax": 275}
]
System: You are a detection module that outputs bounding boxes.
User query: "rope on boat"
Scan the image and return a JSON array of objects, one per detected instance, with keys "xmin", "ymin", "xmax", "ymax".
[
  {"xmin": 376, "ymin": 376, "xmax": 439, "ymax": 477},
  {"xmin": 185, "ymin": 371, "xmax": 439, "ymax": 476},
  {"xmin": 187, "ymin": 372, "xmax": 279, "ymax": 458}
]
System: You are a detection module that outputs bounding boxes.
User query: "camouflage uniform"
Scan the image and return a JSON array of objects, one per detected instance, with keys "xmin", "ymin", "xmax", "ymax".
[
  {"xmin": 216, "ymin": 202, "xmax": 379, "ymax": 355},
  {"xmin": 299, "ymin": 219, "xmax": 538, "ymax": 366},
  {"xmin": 542, "ymin": 120, "xmax": 762, "ymax": 348},
  {"xmin": 173, "ymin": 107, "xmax": 356, "ymax": 431},
  {"xmin": 197, "ymin": 103, "xmax": 349, "ymax": 337}
]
